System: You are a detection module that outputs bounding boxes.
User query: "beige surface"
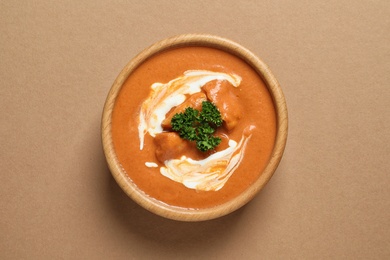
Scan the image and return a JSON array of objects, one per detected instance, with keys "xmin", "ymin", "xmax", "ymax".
[{"xmin": 1, "ymin": 1, "xmax": 389, "ymax": 259}]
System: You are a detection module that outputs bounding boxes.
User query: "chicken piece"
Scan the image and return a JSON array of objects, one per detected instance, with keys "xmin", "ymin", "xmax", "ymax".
[
  {"xmin": 203, "ymin": 80, "xmax": 243, "ymax": 131},
  {"xmin": 154, "ymin": 132, "xmax": 193, "ymax": 163},
  {"xmin": 161, "ymin": 92, "xmax": 207, "ymax": 130}
]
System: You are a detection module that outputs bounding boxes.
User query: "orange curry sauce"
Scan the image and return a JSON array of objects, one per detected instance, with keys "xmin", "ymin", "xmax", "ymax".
[{"xmin": 112, "ymin": 47, "xmax": 276, "ymax": 209}]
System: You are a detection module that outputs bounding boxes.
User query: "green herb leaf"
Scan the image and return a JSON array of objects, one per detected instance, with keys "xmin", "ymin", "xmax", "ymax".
[
  {"xmin": 196, "ymin": 136, "xmax": 222, "ymax": 152},
  {"xmin": 200, "ymin": 101, "xmax": 223, "ymax": 127},
  {"xmin": 170, "ymin": 101, "xmax": 223, "ymax": 152}
]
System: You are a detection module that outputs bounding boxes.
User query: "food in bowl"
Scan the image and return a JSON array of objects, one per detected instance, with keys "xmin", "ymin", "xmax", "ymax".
[{"xmin": 102, "ymin": 34, "xmax": 287, "ymax": 221}]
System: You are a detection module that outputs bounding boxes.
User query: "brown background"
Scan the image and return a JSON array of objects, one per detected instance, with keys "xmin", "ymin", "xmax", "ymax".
[{"xmin": 1, "ymin": 1, "xmax": 389, "ymax": 259}]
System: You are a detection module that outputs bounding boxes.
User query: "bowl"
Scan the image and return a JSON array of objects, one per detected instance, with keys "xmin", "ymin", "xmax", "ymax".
[{"xmin": 102, "ymin": 34, "xmax": 288, "ymax": 221}]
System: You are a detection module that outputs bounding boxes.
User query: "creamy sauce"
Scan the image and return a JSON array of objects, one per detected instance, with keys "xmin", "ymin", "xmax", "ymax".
[
  {"xmin": 112, "ymin": 46, "xmax": 277, "ymax": 209},
  {"xmin": 138, "ymin": 70, "xmax": 245, "ymax": 191},
  {"xmin": 160, "ymin": 127, "xmax": 253, "ymax": 191}
]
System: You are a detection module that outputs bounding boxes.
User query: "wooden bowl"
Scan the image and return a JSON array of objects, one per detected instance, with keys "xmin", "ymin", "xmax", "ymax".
[{"xmin": 102, "ymin": 34, "xmax": 288, "ymax": 221}]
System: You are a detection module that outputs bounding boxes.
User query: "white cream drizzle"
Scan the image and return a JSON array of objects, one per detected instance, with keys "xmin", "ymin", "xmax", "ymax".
[
  {"xmin": 137, "ymin": 70, "xmax": 253, "ymax": 191},
  {"xmin": 160, "ymin": 133, "xmax": 252, "ymax": 191},
  {"xmin": 145, "ymin": 162, "xmax": 158, "ymax": 168}
]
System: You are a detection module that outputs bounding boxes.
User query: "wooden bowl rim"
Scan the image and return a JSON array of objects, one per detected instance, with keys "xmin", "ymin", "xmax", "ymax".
[{"xmin": 102, "ymin": 34, "xmax": 288, "ymax": 221}]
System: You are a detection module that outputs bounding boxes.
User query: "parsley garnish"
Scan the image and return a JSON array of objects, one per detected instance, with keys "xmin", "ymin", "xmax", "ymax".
[{"xmin": 171, "ymin": 101, "xmax": 223, "ymax": 152}]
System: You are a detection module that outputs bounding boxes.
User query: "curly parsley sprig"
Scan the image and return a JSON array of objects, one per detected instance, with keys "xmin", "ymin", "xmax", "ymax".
[{"xmin": 171, "ymin": 101, "xmax": 223, "ymax": 152}]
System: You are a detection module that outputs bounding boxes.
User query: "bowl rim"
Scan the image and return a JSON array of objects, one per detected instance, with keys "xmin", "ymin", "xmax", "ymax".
[{"xmin": 101, "ymin": 33, "xmax": 288, "ymax": 221}]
